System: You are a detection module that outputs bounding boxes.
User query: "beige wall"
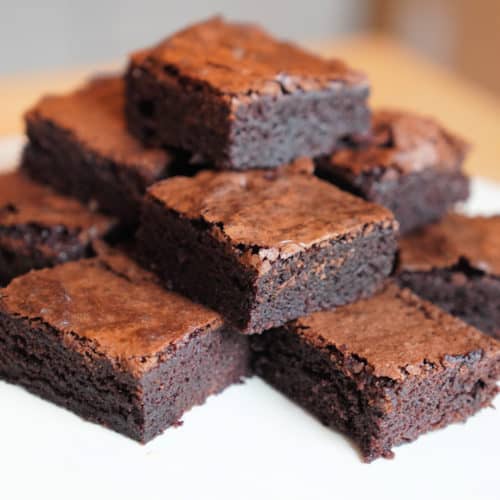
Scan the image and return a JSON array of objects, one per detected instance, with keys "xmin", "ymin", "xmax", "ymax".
[
  {"xmin": 376, "ymin": 0, "xmax": 500, "ymax": 96},
  {"xmin": 454, "ymin": 0, "xmax": 500, "ymax": 96}
]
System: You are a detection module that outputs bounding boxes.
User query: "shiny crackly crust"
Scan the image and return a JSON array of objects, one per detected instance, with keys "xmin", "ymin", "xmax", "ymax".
[
  {"xmin": 146, "ymin": 161, "xmax": 397, "ymax": 267},
  {"xmin": 326, "ymin": 109, "xmax": 469, "ymax": 176},
  {"xmin": 295, "ymin": 282, "xmax": 500, "ymax": 380},
  {"xmin": 25, "ymin": 76, "xmax": 170, "ymax": 179},
  {"xmin": 130, "ymin": 16, "xmax": 368, "ymax": 99},
  {"xmin": 0, "ymin": 257, "xmax": 223, "ymax": 375},
  {"xmin": 399, "ymin": 214, "xmax": 500, "ymax": 276}
]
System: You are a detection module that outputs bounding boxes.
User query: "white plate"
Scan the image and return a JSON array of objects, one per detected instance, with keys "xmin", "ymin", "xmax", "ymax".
[{"xmin": 1, "ymin": 138, "xmax": 499, "ymax": 500}]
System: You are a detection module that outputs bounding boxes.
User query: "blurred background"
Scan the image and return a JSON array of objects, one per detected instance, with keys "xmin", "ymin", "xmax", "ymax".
[
  {"xmin": 1, "ymin": 0, "xmax": 499, "ymax": 96},
  {"xmin": 1, "ymin": 0, "xmax": 499, "ymax": 180}
]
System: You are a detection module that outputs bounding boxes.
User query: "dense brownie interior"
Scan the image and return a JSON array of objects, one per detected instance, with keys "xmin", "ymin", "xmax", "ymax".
[
  {"xmin": 398, "ymin": 262, "xmax": 500, "ymax": 340},
  {"xmin": 251, "ymin": 284, "xmax": 500, "ymax": 461},
  {"xmin": 398, "ymin": 214, "xmax": 500, "ymax": 339},
  {"xmin": 0, "ymin": 171, "xmax": 116, "ymax": 284},
  {"xmin": 22, "ymin": 76, "xmax": 189, "ymax": 227},
  {"xmin": 316, "ymin": 109, "xmax": 470, "ymax": 233},
  {"xmin": 139, "ymin": 199, "xmax": 397, "ymax": 333},
  {"xmin": 0, "ymin": 257, "xmax": 250, "ymax": 441}
]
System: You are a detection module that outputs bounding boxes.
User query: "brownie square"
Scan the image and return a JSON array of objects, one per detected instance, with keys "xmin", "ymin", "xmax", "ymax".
[
  {"xmin": 0, "ymin": 250, "xmax": 250, "ymax": 442},
  {"xmin": 251, "ymin": 283, "xmax": 500, "ymax": 462},
  {"xmin": 22, "ymin": 76, "xmax": 194, "ymax": 228},
  {"xmin": 398, "ymin": 214, "xmax": 500, "ymax": 340},
  {"xmin": 125, "ymin": 17, "xmax": 370, "ymax": 170},
  {"xmin": 137, "ymin": 160, "xmax": 398, "ymax": 333},
  {"xmin": 0, "ymin": 171, "xmax": 116, "ymax": 285},
  {"xmin": 315, "ymin": 109, "xmax": 470, "ymax": 234}
]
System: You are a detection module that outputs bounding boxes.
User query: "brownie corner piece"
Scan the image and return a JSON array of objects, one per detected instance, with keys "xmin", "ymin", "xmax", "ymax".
[
  {"xmin": 125, "ymin": 16, "xmax": 370, "ymax": 169},
  {"xmin": 397, "ymin": 213, "xmax": 500, "ymax": 340},
  {"xmin": 22, "ymin": 75, "xmax": 178, "ymax": 227},
  {"xmin": 0, "ymin": 171, "xmax": 117, "ymax": 285},
  {"xmin": 0, "ymin": 256, "xmax": 250, "ymax": 442},
  {"xmin": 315, "ymin": 109, "xmax": 470, "ymax": 234},
  {"xmin": 251, "ymin": 283, "xmax": 500, "ymax": 461},
  {"xmin": 137, "ymin": 166, "xmax": 398, "ymax": 333}
]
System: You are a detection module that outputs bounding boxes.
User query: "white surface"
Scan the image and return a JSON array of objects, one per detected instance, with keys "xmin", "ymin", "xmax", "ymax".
[{"xmin": 0, "ymin": 138, "xmax": 499, "ymax": 500}]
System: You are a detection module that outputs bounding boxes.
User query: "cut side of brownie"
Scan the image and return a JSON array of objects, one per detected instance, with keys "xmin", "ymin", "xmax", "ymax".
[
  {"xmin": 0, "ymin": 253, "xmax": 250, "ymax": 442},
  {"xmin": 137, "ymin": 160, "xmax": 398, "ymax": 333},
  {"xmin": 0, "ymin": 171, "xmax": 117, "ymax": 285},
  {"xmin": 251, "ymin": 283, "xmax": 500, "ymax": 462},
  {"xmin": 22, "ymin": 76, "xmax": 195, "ymax": 228},
  {"xmin": 398, "ymin": 213, "xmax": 500, "ymax": 340},
  {"xmin": 125, "ymin": 16, "xmax": 370, "ymax": 170},
  {"xmin": 315, "ymin": 109, "xmax": 470, "ymax": 234}
]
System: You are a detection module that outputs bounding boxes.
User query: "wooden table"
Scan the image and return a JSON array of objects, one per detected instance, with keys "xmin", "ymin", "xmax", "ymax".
[{"xmin": 1, "ymin": 34, "xmax": 499, "ymax": 180}]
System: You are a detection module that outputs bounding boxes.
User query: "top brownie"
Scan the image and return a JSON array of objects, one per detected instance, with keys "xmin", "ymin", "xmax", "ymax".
[
  {"xmin": 126, "ymin": 17, "xmax": 370, "ymax": 169},
  {"xmin": 23, "ymin": 76, "xmax": 192, "ymax": 227},
  {"xmin": 316, "ymin": 109, "xmax": 470, "ymax": 233}
]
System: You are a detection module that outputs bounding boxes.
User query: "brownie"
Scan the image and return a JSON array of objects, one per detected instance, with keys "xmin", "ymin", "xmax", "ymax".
[
  {"xmin": 251, "ymin": 282, "xmax": 500, "ymax": 462},
  {"xmin": 125, "ymin": 17, "xmax": 370, "ymax": 170},
  {"xmin": 22, "ymin": 76, "xmax": 194, "ymax": 228},
  {"xmin": 0, "ymin": 171, "xmax": 116, "ymax": 285},
  {"xmin": 398, "ymin": 214, "xmax": 500, "ymax": 340},
  {"xmin": 315, "ymin": 109, "xmax": 470, "ymax": 234},
  {"xmin": 137, "ymin": 159, "xmax": 398, "ymax": 333},
  {"xmin": 0, "ymin": 251, "xmax": 251, "ymax": 442}
]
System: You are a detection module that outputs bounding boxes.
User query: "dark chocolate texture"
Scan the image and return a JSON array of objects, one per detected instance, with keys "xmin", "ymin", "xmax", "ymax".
[
  {"xmin": 316, "ymin": 109, "xmax": 470, "ymax": 233},
  {"xmin": 398, "ymin": 214, "xmax": 500, "ymax": 339},
  {"xmin": 0, "ymin": 171, "xmax": 116, "ymax": 284},
  {"xmin": 23, "ymin": 76, "xmax": 194, "ymax": 227},
  {"xmin": 137, "ymin": 161, "xmax": 398, "ymax": 333},
  {"xmin": 0, "ymin": 254, "xmax": 250, "ymax": 441},
  {"xmin": 251, "ymin": 283, "xmax": 500, "ymax": 461},
  {"xmin": 126, "ymin": 17, "xmax": 370, "ymax": 169}
]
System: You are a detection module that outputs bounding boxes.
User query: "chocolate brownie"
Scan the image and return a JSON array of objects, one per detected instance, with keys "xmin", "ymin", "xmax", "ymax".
[
  {"xmin": 251, "ymin": 283, "xmax": 500, "ymax": 462},
  {"xmin": 125, "ymin": 17, "xmax": 370, "ymax": 170},
  {"xmin": 22, "ymin": 76, "xmax": 194, "ymax": 227},
  {"xmin": 398, "ymin": 214, "xmax": 500, "ymax": 340},
  {"xmin": 315, "ymin": 109, "xmax": 470, "ymax": 234},
  {"xmin": 0, "ymin": 171, "xmax": 116, "ymax": 285},
  {"xmin": 137, "ymin": 159, "xmax": 398, "ymax": 333},
  {"xmin": 0, "ymin": 252, "xmax": 250, "ymax": 442}
]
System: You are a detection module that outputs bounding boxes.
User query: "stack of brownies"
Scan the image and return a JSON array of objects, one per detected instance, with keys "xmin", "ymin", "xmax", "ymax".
[{"xmin": 0, "ymin": 17, "xmax": 499, "ymax": 462}]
